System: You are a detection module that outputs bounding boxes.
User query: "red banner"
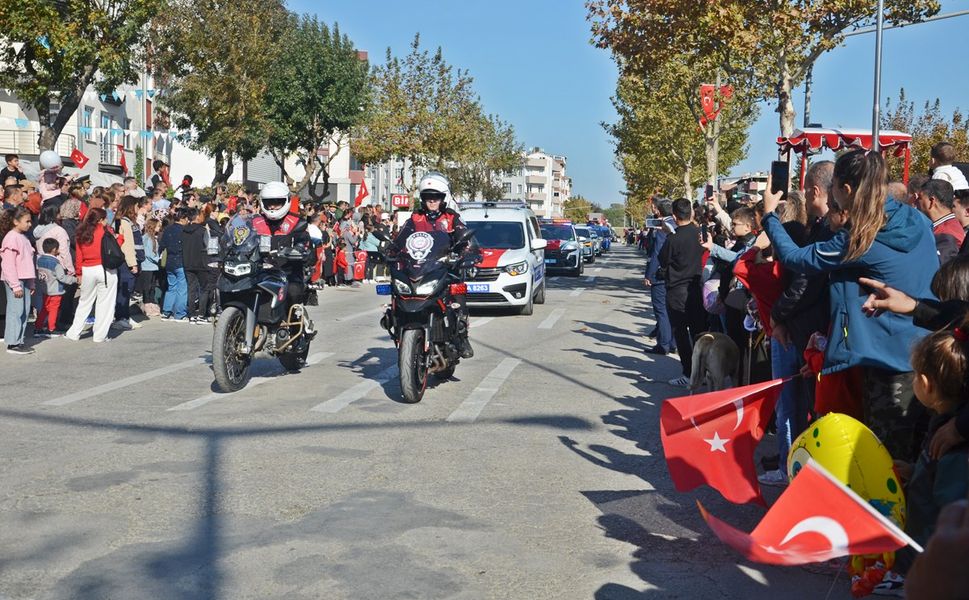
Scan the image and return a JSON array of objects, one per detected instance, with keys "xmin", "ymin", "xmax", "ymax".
[
  {"xmin": 700, "ymin": 84, "xmax": 717, "ymax": 120},
  {"xmin": 353, "ymin": 179, "xmax": 369, "ymax": 207}
]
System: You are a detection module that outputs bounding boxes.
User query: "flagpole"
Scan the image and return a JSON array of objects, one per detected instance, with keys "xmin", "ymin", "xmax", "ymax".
[{"xmin": 871, "ymin": 0, "xmax": 885, "ymax": 152}]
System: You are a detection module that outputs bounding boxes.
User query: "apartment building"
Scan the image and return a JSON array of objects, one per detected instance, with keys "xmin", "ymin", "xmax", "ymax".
[
  {"xmin": 0, "ymin": 75, "xmax": 234, "ymax": 187},
  {"xmin": 499, "ymin": 148, "xmax": 571, "ymax": 218}
]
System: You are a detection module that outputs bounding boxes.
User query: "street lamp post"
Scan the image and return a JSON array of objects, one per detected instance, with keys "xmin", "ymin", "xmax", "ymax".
[{"xmin": 872, "ymin": 0, "xmax": 885, "ymax": 152}]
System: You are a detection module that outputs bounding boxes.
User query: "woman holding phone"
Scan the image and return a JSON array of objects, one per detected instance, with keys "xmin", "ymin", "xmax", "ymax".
[{"xmin": 760, "ymin": 149, "xmax": 937, "ymax": 462}]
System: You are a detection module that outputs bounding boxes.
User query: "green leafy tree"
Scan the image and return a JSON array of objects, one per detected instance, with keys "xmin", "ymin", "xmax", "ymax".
[
  {"xmin": 588, "ymin": 0, "xmax": 939, "ymax": 137},
  {"xmin": 151, "ymin": 0, "xmax": 290, "ymax": 184},
  {"xmin": 264, "ymin": 15, "xmax": 370, "ymax": 201},
  {"xmin": 563, "ymin": 195, "xmax": 600, "ymax": 222},
  {"xmin": 352, "ymin": 34, "xmax": 493, "ymax": 193},
  {"xmin": 0, "ymin": 0, "xmax": 162, "ymax": 151},
  {"xmin": 882, "ymin": 88, "xmax": 969, "ymax": 181},
  {"xmin": 443, "ymin": 114, "xmax": 523, "ymax": 201}
]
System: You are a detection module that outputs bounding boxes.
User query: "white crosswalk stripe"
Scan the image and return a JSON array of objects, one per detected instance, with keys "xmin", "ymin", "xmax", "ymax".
[
  {"xmin": 309, "ymin": 364, "xmax": 399, "ymax": 413},
  {"xmin": 446, "ymin": 358, "xmax": 522, "ymax": 423},
  {"xmin": 538, "ymin": 308, "xmax": 566, "ymax": 330},
  {"xmin": 44, "ymin": 357, "xmax": 207, "ymax": 407}
]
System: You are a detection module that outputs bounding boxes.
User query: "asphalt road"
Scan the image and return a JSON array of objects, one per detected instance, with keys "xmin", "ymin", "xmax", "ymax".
[{"xmin": 0, "ymin": 245, "xmax": 849, "ymax": 599}]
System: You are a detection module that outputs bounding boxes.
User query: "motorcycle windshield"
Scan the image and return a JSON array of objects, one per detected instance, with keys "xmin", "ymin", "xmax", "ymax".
[
  {"xmin": 223, "ymin": 215, "xmax": 259, "ymax": 258},
  {"xmin": 399, "ymin": 230, "xmax": 451, "ymax": 281}
]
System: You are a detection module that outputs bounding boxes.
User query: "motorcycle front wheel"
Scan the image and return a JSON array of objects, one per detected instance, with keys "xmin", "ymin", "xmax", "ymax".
[
  {"xmin": 213, "ymin": 306, "xmax": 252, "ymax": 392},
  {"xmin": 399, "ymin": 328, "xmax": 428, "ymax": 403}
]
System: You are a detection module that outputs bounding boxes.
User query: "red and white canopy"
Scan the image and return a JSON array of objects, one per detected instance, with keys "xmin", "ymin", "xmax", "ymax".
[{"xmin": 777, "ymin": 128, "xmax": 912, "ymax": 157}]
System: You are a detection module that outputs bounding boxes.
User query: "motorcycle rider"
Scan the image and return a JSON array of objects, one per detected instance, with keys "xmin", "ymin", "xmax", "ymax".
[
  {"xmin": 252, "ymin": 181, "xmax": 315, "ymax": 310},
  {"xmin": 389, "ymin": 171, "xmax": 476, "ymax": 359}
]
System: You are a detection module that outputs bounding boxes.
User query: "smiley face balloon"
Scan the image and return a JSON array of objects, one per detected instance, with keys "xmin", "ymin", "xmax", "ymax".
[{"xmin": 787, "ymin": 413, "xmax": 905, "ymax": 528}]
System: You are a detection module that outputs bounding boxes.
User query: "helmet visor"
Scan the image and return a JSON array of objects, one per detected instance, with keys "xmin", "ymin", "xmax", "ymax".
[
  {"xmin": 263, "ymin": 197, "xmax": 287, "ymax": 209},
  {"xmin": 420, "ymin": 190, "xmax": 446, "ymax": 202}
]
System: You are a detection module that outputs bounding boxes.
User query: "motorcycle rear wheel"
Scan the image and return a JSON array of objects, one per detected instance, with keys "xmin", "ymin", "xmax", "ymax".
[
  {"xmin": 399, "ymin": 328, "xmax": 428, "ymax": 403},
  {"xmin": 213, "ymin": 306, "xmax": 252, "ymax": 392}
]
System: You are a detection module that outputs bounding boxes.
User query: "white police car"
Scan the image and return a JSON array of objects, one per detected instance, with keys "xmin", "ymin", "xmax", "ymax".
[{"xmin": 459, "ymin": 202, "xmax": 547, "ymax": 315}]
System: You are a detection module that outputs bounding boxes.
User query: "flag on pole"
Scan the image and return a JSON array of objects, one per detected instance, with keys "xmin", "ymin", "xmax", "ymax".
[
  {"xmin": 698, "ymin": 459, "xmax": 922, "ymax": 565},
  {"xmin": 354, "ymin": 178, "xmax": 370, "ymax": 207},
  {"xmin": 660, "ymin": 378, "xmax": 784, "ymax": 505},
  {"xmin": 70, "ymin": 148, "xmax": 90, "ymax": 169}
]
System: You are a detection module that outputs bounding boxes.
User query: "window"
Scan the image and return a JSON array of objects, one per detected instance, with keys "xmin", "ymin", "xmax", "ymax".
[
  {"xmin": 502, "ymin": 182, "xmax": 512, "ymax": 194},
  {"xmin": 125, "ymin": 118, "xmax": 133, "ymax": 149},
  {"xmin": 99, "ymin": 111, "xmax": 119, "ymax": 165},
  {"xmin": 394, "ymin": 168, "xmax": 404, "ymax": 182},
  {"xmin": 517, "ymin": 184, "xmax": 523, "ymax": 194},
  {"xmin": 82, "ymin": 107, "xmax": 94, "ymax": 140},
  {"xmin": 466, "ymin": 222, "xmax": 525, "ymax": 250}
]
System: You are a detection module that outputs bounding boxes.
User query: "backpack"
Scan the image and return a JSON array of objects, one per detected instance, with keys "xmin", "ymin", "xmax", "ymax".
[{"xmin": 101, "ymin": 229, "xmax": 126, "ymax": 270}]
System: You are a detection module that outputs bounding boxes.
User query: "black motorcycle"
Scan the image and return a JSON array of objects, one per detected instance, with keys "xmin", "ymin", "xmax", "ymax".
[
  {"xmin": 377, "ymin": 229, "xmax": 478, "ymax": 403},
  {"xmin": 212, "ymin": 215, "xmax": 316, "ymax": 392}
]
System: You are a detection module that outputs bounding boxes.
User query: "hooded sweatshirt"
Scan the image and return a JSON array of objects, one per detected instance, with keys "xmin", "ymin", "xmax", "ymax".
[
  {"xmin": 933, "ymin": 164, "xmax": 969, "ymax": 191},
  {"xmin": 33, "ymin": 222, "xmax": 75, "ymax": 276},
  {"xmin": 763, "ymin": 198, "xmax": 938, "ymax": 374}
]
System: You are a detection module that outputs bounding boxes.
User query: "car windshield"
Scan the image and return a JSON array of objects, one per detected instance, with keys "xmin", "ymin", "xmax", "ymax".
[
  {"xmin": 574, "ymin": 227, "xmax": 591, "ymax": 238},
  {"xmin": 540, "ymin": 225, "xmax": 574, "ymax": 241},
  {"xmin": 467, "ymin": 221, "xmax": 525, "ymax": 249}
]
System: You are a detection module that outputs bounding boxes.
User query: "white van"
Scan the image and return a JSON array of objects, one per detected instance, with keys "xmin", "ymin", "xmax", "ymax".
[{"xmin": 459, "ymin": 202, "xmax": 547, "ymax": 315}]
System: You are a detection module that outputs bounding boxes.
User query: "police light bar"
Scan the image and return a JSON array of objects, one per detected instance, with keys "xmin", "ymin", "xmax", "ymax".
[{"xmin": 540, "ymin": 218, "xmax": 573, "ymax": 225}]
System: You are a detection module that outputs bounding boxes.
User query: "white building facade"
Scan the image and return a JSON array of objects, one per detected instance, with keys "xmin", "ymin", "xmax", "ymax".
[{"xmin": 499, "ymin": 148, "xmax": 571, "ymax": 218}]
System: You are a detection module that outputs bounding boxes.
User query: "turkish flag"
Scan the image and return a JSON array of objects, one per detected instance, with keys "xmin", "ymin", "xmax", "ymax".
[
  {"xmin": 353, "ymin": 178, "xmax": 369, "ymax": 207},
  {"xmin": 699, "ymin": 84, "xmax": 717, "ymax": 120},
  {"xmin": 70, "ymin": 148, "xmax": 89, "ymax": 169},
  {"xmin": 660, "ymin": 378, "xmax": 783, "ymax": 505},
  {"xmin": 117, "ymin": 145, "xmax": 128, "ymax": 176},
  {"xmin": 719, "ymin": 85, "xmax": 734, "ymax": 101},
  {"xmin": 698, "ymin": 459, "xmax": 921, "ymax": 565}
]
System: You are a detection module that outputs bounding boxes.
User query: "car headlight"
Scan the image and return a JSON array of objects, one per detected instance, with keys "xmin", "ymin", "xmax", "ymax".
[
  {"xmin": 224, "ymin": 262, "xmax": 252, "ymax": 276},
  {"xmin": 414, "ymin": 279, "xmax": 441, "ymax": 295},
  {"xmin": 504, "ymin": 261, "xmax": 528, "ymax": 276},
  {"xmin": 561, "ymin": 241, "xmax": 578, "ymax": 251},
  {"xmin": 393, "ymin": 280, "xmax": 412, "ymax": 294}
]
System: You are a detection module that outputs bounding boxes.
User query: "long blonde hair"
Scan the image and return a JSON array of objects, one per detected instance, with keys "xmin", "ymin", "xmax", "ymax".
[{"xmin": 834, "ymin": 150, "xmax": 888, "ymax": 262}]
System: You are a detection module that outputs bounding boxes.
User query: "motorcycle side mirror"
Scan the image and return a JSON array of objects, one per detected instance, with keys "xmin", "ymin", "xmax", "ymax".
[
  {"xmin": 373, "ymin": 230, "xmax": 391, "ymax": 242},
  {"xmin": 454, "ymin": 229, "xmax": 475, "ymax": 245}
]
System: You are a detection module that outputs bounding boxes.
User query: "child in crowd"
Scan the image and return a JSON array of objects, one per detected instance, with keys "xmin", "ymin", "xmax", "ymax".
[
  {"xmin": 139, "ymin": 218, "xmax": 163, "ymax": 314},
  {"xmin": 35, "ymin": 238, "xmax": 76, "ymax": 337},
  {"xmin": 883, "ymin": 322, "xmax": 969, "ymax": 594},
  {"xmin": 0, "ymin": 207, "xmax": 36, "ymax": 354}
]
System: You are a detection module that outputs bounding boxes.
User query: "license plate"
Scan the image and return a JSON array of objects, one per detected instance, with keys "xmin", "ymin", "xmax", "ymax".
[
  {"xmin": 375, "ymin": 284, "xmax": 392, "ymax": 296},
  {"xmin": 544, "ymin": 259, "xmax": 556, "ymax": 264},
  {"xmin": 467, "ymin": 283, "xmax": 490, "ymax": 293}
]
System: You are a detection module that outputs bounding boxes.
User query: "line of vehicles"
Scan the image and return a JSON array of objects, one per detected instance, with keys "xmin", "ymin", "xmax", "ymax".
[{"xmin": 209, "ymin": 199, "xmax": 614, "ymax": 404}]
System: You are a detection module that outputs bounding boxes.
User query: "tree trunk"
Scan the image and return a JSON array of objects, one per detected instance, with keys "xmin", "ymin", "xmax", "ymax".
[
  {"xmin": 213, "ymin": 150, "xmax": 234, "ymax": 185},
  {"xmin": 776, "ymin": 49, "xmax": 796, "ymax": 139},
  {"xmin": 683, "ymin": 162, "xmax": 693, "ymax": 199}
]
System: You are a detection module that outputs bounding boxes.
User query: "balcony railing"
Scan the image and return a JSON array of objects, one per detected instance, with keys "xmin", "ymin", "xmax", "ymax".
[{"xmin": 0, "ymin": 129, "xmax": 77, "ymax": 157}]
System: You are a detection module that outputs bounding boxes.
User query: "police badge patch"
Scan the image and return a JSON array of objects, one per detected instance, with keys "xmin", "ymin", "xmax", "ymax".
[{"xmin": 405, "ymin": 231, "xmax": 434, "ymax": 262}]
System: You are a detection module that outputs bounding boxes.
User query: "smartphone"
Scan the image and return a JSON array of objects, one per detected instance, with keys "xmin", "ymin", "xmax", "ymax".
[
  {"xmin": 645, "ymin": 218, "xmax": 664, "ymax": 228},
  {"xmin": 704, "ymin": 184, "xmax": 714, "ymax": 202},
  {"xmin": 770, "ymin": 161, "xmax": 790, "ymax": 198},
  {"xmin": 701, "ymin": 222, "xmax": 709, "ymax": 241}
]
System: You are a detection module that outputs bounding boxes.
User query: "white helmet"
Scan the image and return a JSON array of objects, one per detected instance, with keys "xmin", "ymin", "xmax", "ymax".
[
  {"xmin": 39, "ymin": 150, "xmax": 62, "ymax": 170},
  {"xmin": 259, "ymin": 181, "xmax": 291, "ymax": 220},
  {"xmin": 418, "ymin": 171, "xmax": 451, "ymax": 213}
]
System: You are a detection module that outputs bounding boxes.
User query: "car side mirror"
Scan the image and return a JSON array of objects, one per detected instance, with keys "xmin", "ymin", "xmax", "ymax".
[{"xmin": 530, "ymin": 238, "xmax": 547, "ymax": 251}]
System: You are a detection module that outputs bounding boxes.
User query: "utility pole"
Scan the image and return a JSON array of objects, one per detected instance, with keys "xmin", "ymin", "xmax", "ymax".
[
  {"xmin": 803, "ymin": 65, "xmax": 813, "ymax": 128},
  {"xmin": 872, "ymin": 0, "xmax": 885, "ymax": 151}
]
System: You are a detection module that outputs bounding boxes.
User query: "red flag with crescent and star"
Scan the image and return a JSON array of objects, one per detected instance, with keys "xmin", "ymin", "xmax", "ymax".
[
  {"xmin": 699, "ymin": 84, "xmax": 717, "ymax": 120},
  {"xmin": 660, "ymin": 378, "xmax": 784, "ymax": 505},
  {"xmin": 353, "ymin": 178, "xmax": 369, "ymax": 207},
  {"xmin": 698, "ymin": 459, "xmax": 921, "ymax": 565}
]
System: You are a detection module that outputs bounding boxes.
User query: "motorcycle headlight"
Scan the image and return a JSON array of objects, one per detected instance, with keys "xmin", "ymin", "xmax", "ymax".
[
  {"xmin": 393, "ymin": 280, "xmax": 412, "ymax": 294},
  {"xmin": 504, "ymin": 261, "xmax": 528, "ymax": 276},
  {"xmin": 415, "ymin": 279, "xmax": 441, "ymax": 295},
  {"xmin": 224, "ymin": 262, "xmax": 252, "ymax": 276}
]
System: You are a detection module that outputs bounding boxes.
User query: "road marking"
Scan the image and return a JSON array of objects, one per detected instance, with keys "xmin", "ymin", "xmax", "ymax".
[
  {"xmin": 584, "ymin": 275, "xmax": 596, "ymax": 283},
  {"xmin": 569, "ymin": 288, "xmax": 585, "ymax": 298},
  {"xmin": 310, "ymin": 364, "xmax": 399, "ymax": 413},
  {"xmin": 446, "ymin": 358, "xmax": 521, "ymax": 423},
  {"xmin": 45, "ymin": 358, "xmax": 207, "ymax": 407},
  {"xmin": 538, "ymin": 308, "xmax": 566, "ymax": 330},
  {"xmin": 336, "ymin": 307, "xmax": 384, "ymax": 322},
  {"xmin": 470, "ymin": 317, "xmax": 494, "ymax": 329},
  {"xmin": 594, "ymin": 267, "xmax": 602, "ymax": 273},
  {"xmin": 168, "ymin": 352, "xmax": 332, "ymax": 411}
]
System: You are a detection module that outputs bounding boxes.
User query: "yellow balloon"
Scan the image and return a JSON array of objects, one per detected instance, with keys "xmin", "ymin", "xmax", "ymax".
[{"xmin": 787, "ymin": 413, "xmax": 905, "ymax": 528}]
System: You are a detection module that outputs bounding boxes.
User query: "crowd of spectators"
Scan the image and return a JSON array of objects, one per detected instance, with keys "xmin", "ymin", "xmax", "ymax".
[
  {"xmin": 640, "ymin": 142, "xmax": 969, "ymax": 595},
  {"xmin": 0, "ymin": 153, "xmax": 399, "ymax": 354}
]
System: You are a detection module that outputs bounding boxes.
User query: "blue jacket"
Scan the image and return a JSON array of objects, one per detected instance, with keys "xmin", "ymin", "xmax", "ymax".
[
  {"xmin": 763, "ymin": 199, "xmax": 938, "ymax": 374},
  {"xmin": 644, "ymin": 228, "xmax": 667, "ymax": 283},
  {"xmin": 159, "ymin": 223, "xmax": 185, "ymax": 271}
]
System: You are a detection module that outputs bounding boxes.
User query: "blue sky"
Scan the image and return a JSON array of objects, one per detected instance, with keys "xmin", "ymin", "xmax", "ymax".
[{"xmin": 296, "ymin": 0, "xmax": 968, "ymax": 206}]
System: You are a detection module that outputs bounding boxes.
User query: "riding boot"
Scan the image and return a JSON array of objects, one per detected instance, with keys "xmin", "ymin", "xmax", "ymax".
[{"xmin": 457, "ymin": 333, "xmax": 474, "ymax": 359}]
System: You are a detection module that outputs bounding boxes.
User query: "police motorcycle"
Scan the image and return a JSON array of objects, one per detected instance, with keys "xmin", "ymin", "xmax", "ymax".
[
  {"xmin": 212, "ymin": 215, "xmax": 316, "ymax": 392},
  {"xmin": 376, "ymin": 228, "xmax": 479, "ymax": 403}
]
